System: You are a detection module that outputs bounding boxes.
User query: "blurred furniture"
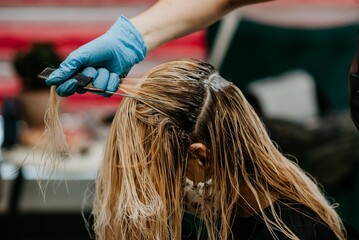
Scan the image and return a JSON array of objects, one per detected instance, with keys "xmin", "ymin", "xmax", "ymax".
[
  {"xmin": 209, "ymin": 18, "xmax": 358, "ymax": 112},
  {"xmin": 0, "ymin": 141, "xmax": 104, "ymax": 240},
  {"xmin": 248, "ymin": 70, "xmax": 319, "ymax": 123}
]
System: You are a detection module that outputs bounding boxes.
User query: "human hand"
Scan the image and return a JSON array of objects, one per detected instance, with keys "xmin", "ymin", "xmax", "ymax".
[
  {"xmin": 58, "ymin": 67, "xmax": 120, "ymax": 97},
  {"xmin": 46, "ymin": 15, "xmax": 147, "ymax": 97}
]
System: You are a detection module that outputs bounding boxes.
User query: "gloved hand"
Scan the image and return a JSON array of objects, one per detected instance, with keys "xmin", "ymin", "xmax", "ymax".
[{"xmin": 46, "ymin": 15, "xmax": 147, "ymax": 97}]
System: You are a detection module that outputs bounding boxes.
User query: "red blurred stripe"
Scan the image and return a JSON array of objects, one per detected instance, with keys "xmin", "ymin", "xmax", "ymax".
[
  {"xmin": 0, "ymin": 76, "xmax": 22, "ymax": 98},
  {"xmin": 0, "ymin": 22, "xmax": 206, "ymax": 61}
]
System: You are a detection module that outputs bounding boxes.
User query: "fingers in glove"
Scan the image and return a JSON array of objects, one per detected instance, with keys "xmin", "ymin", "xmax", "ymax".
[
  {"xmin": 46, "ymin": 52, "xmax": 85, "ymax": 86},
  {"xmin": 93, "ymin": 68, "xmax": 111, "ymax": 97},
  {"xmin": 107, "ymin": 73, "xmax": 120, "ymax": 93},
  {"xmin": 76, "ymin": 67, "xmax": 99, "ymax": 94},
  {"xmin": 56, "ymin": 79, "xmax": 78, "ymax": 97},
  {"xmin": 93, "ymin": 68, "xmax": 110, "ymax": 90}
]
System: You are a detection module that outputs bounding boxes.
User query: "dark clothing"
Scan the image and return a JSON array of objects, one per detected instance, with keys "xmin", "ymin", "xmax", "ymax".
[
  {"xmin": 349, "ymin": 27, "xmax": 359, "ymax": 130},
  {"xmin": 350, "ymin": 73, "xmax": 359, "ymax": 130},
  {"xmin": 182, "ymin": 200, "xmax": 339, "ymax": 240},
  {"xmin": 232, "ymin": 200, "xmax": 338, "ymax": 240}
]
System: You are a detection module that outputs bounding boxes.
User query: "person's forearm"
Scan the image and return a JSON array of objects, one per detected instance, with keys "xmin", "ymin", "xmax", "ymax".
[{"xmin": 131, "ymin": 0, "xmax": 273, "ymax": 51}]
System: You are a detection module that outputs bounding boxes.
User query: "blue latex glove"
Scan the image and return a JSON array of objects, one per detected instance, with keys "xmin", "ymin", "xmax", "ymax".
[{"xmin": 46, "ymin": 15, "xmax": 147, "ymax": 97}]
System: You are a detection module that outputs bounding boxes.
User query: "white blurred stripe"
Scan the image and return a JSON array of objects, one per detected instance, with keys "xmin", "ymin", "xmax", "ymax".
[
  {"xmin": 0, "ymin": 6, "xmax": 146, "ymax": 22},
  {"xmin": 0, "ymin": 62, "xmax": 15, "ymax": 78}
]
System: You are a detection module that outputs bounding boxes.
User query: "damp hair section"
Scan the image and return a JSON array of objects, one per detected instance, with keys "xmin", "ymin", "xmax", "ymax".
[
  {"xmin": 26, "ymin": 85, "xmax": 70, "ymax": 194},
  {"xmin": 43, "ymin": 86, "xmax": 70, "ymax": 161}
]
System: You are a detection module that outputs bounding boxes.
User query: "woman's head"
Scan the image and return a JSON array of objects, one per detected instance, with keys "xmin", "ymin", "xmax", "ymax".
[{"xmin": 92, "ymin": 59, "xmax": 345, "ymax": 240}]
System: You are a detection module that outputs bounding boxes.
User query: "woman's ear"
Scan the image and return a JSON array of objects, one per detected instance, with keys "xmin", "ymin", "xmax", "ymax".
[
  {"xmin": 186, "ymin": 143, "xmax": 207, "ymax": 183},
  {"xmin": 189, "ymin": 143, "xmax": 207, "ymax": 166}
]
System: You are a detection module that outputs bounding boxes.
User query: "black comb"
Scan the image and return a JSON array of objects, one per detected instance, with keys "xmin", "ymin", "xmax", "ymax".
[{"xmin": 38, "ymin": 67, "xmax": 93, "ymax": 87}]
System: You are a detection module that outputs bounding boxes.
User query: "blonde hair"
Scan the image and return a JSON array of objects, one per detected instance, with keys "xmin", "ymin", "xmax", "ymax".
[
  {"xmin": 36, "ymin": 86, "xmax": 69, "ymax": 170},
  {"xmin": 91, "ymin": 59, "xmax": 346, "ymax": 239},
  {"xmin": 44, "ymin": 59, "xmax": 346, "ymax": 239}
]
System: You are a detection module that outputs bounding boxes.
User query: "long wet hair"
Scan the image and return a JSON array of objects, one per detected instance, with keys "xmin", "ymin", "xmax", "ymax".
[{"xmin": 89, "ymin": 59, "xmax": 346, "ymax": 240}]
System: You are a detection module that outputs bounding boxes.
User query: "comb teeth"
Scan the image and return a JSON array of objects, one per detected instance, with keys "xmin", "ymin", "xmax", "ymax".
[{"xmin": 38, "ymin": 67, "xmax": 56, "ymax": 80}]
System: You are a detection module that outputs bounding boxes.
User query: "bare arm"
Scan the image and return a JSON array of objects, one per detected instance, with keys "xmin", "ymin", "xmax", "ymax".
[
  {"xmin": 131, "ymin": 0, "xmax": 273, "ymax": 51},
  {"xmin": 47, "ymin": 0, "xmax": 273, "ymax": 96}
]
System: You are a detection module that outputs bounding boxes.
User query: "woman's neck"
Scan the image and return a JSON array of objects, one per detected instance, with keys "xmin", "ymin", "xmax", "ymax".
[{"xmin": 236, "ymin": 183, "xmax": 276, "ymax": 218}]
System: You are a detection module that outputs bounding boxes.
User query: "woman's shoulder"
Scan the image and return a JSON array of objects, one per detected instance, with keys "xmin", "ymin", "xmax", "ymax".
[
  {"xmin": 257, "ymin": 199, "xmax": 338, "ymax": 240},
  {"xmin": 232, "ymin": 199, "xmax": 338, "ymax": 240}
]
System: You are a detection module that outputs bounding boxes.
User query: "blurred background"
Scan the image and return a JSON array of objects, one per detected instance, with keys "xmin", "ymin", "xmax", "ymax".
[{"xmin": 0, "ymin": 0, "xmax": 358, "ymax": 239}]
